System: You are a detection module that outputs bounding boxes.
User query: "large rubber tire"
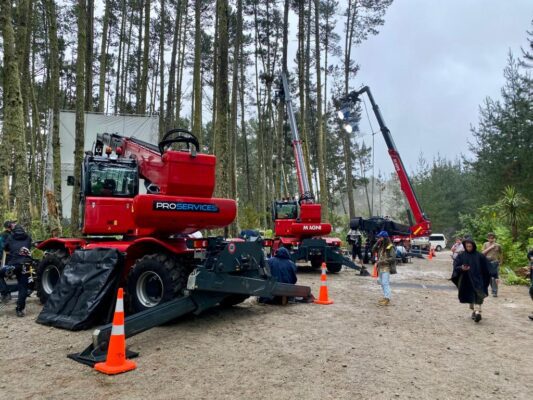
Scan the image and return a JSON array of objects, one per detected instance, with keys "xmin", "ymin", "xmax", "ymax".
[
  {"xmin": 126, "ymin": 253, "xmax": 190, "ymax": 314},
  {"xmin": 310, "ymin": 258, "xmax": 323, "ymax": 270},
  {"xmin": 326, "ymin": 263, "xmax": 342, "ymax": 274},
  {"xmin": 436, "ymin": 245, "xmax": 442, "ymax": 252},
  {"xmin": 36, "ymin": 249, "xmax": 69, "ymax": 304}
]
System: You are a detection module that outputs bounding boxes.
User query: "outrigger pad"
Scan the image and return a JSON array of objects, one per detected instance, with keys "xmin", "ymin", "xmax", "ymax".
[
  {"xmin": 36, "ymin": 248, "xmax": 122, "ymax": 331},
  {"xmin": 68, "ymin": 344, "xmax": 138, "ymax": 367}
]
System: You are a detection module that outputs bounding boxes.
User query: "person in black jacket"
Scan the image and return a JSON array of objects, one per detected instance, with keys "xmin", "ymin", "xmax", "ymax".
[
  {"xmin": 0, "ymin": 224, "xmax": 32, "ymax": 317},
  {"xmin": 0, "ymin": 220, "xmax": 16, "ymax": 264},
  {"xmin": 452, "ymin": 238, "xmax": 495, "ymax": 323}
]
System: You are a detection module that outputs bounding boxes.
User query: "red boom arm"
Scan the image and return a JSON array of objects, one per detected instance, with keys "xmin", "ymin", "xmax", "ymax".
[{"xmin": 343, "ymin": 87, "xmax": 431, "ymax": 237}]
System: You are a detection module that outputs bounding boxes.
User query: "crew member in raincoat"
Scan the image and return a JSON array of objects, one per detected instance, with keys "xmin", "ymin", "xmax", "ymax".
[
  {"xmin": 259, "ymin": 247, "xmax": 297, "ymax": 304},
  {"xmin": 452, "ymin": 238, "xmax": 495, "ymax": 323}
]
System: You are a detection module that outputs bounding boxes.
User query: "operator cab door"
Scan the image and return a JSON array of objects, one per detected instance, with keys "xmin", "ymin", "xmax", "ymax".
[
  {"xmin": 273, "ymin": 200, "xmax": 299, "ymax": 236},
  {"xmin": 81, "ymin": 158, "xmax": 139, "ymax": 235}
]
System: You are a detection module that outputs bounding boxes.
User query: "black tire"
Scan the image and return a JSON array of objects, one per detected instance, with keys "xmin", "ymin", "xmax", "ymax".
[
  {"xmin": 436, "ymin": 245, "xmax": 442, "ymax": 252},
  {"xmin": 326, "ymin": 263, "xmax": 342, "ymax": 273},
  {"xmin": 126, "ymin": 253, "xmax": 190, "ymax": 313},
  {"xmin": 310, "ymin": 258, "xmax": 323, "ymax": 270},
  {"xmin": 36, "ymin": 249, "xmax": 69, "ymax": 304}
]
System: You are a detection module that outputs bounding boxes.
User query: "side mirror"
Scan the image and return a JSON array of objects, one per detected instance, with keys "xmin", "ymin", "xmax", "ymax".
[{"xmin": 67, "ymin": 176, "xmax": 75, "ymax": 186}]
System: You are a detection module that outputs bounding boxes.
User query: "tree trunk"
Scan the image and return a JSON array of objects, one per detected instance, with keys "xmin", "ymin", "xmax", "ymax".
[
  {"xmin": 253, "ymin": 3, "xmax": 266, "ymax": 227},
  {"xmin": 139, "ymin": 0, "xmax": 151, "ymax": 113},
  {"xmin": 16, "ymin": 0, "xmax": 32, "ymax": 216},
  {"xmin": 315, "ymin": 0, "xmax": 328, "ymax": 221},
  {"xmin": 158, "ymin": 0, "xmax": 165, "ymax": 139},
  {"xmin": 71, "ymin": 0, "xmax": 87, "ymax": 234},
  {"xmin": 85, "ymin": 0, "xmax": 94, "ymax": 111},
  {"xmin": 114, "ymin": 0, "xmax": 126, "ymax": 114},
  {"xmin": 210, "ymin": 6, "xmax": 219, "ymax": 152},
  {"xmin": 97, "ymin": 0, "xmax": 110, "ymax": 113},
  {"xmin": 166, "ymin": 0, "xmax": 182, "ymax": 129},
  {"xmin": 135, "ymin": 0, "xmax": 144, "ymax": 110},
  {"xmin": 297, "ymin": 0, "xmax": 312, "ymax": 193},
  {"xmin": 45, "ymin": 0, "xmax": 63, "ymax": 217},
  {"xmin": 228, "ymin": 0, "xmax": 242, "ymax": 236},
  {"xmin": 175, "ymin": 0, "xmax": 188, "ymax": 123},
  {"xmin": 192, "ymin": 0, "xmax": 203, "ymax": 143},
  {"xmin": 0, "ymin": 0, "xmax": 32, "ymax": 226},
  {"xmin": 214, "ymin": 0, "xmax": 230, "ymax": 235},
  {"xmin": 274, "ymin": 0, "xmax": 290, "ymax": 200},
  {"xmin": 343, "ymin": 0, "xmax": 356, "ymax": 218},
  {"xmin": 121, "ymin": 7, "xmax": 134, "ymax": 109},
  {"xmin": 239, "ymin": 45, "xmax": 251, "ymax": 204}
]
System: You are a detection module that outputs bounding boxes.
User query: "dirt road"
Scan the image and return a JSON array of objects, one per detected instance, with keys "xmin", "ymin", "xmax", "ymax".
[{"xmin": 1, "ymin": 251, "xmax": 532, "ymax": 400}]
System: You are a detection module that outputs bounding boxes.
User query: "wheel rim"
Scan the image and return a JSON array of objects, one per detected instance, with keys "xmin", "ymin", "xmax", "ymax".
[
  {"xmin": 136, "ymin": 271, "xmax": 164, "ymax": 308},
  {"xmin": 42, "ymin": 265, "xmax": 61, "ymax": 295}
]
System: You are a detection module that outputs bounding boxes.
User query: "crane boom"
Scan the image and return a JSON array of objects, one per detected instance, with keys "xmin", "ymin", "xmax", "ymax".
[
  {"xmin": 280, "ymin": 72, "xmax": 313, "ymax": 201},
  {"xmin": 342, "ymin": 86, "xmax": 431, "ymax": 237}
]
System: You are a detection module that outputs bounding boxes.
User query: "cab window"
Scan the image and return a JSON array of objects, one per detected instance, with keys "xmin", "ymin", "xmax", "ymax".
[
  {"xmin": 275, "ymin": 202, "xmax": 298, "ymax": 220},
  {"xmin": 88, "ymin": 163, "xmax": 138, "ymax": 197}
]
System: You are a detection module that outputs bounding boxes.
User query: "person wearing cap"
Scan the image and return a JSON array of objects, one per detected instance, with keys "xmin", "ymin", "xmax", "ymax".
[
  {"xmin": 372, "ymin": 231, "xmax": 396, "ymax": 306},
  {"xmin": 482, "ymin": 232, "xmax": 503, "ymax": 297},
  {"xmin": 452, "ymin": 237, "xmax": 495, "ymax": 323},
  {"xmin": 0, "ymin": 224, "xmax": 32, "ymax": 317}
]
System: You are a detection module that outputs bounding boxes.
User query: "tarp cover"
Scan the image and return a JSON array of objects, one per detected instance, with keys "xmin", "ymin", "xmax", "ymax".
[
  {"xmin": 350, "ymin": 217, "xmax": 411, "ymax": 236},
  {"xmin": 36, "ymin": 248, "xmax": 121, "ymax": 330}
]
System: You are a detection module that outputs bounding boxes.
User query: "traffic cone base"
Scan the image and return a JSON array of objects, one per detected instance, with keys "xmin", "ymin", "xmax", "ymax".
[{"xmin": 94, "ymin": 359, "xmax": 137, "ymax": 375}]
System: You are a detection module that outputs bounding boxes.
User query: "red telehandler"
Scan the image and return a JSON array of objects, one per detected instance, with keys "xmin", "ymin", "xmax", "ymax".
[
  {"xmin": 35, "ymin": 129, "xmax": 311, "ymax": 365},
  {"xmin": 271, "ymin": 72, "xmax": 367, "ymax": 275},
  {"xmin": 337, "ymin": 86, "xmax": 431, "ymax": 239}
]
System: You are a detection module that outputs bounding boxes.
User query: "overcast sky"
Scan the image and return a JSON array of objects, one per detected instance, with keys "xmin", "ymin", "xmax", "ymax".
[{"xmin": 349, "ymin": 0, "xmax": 532, "ymax": 176}]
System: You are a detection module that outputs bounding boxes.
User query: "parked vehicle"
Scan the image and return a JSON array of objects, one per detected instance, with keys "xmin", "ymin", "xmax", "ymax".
[{"xmin": 429, "ymin": 234, "xmax": 447, "ymax": 251}]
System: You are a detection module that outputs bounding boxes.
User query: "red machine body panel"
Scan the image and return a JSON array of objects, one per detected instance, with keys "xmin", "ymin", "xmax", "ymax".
[
  {"xmin": 299, "ymin": 204, "xmax": 322, "ymax": 222},
  {"xmin": 37, "ymin": 238, "xmax": 87, "ymax": 254},
  {"xmin": 82, "ymin": 197, "xmax": 136, "ymax": 235},
  {"xmin": 124, "ymin": 141, "xmax": 217, "ymax": 198},
  {"xmin": 132, "ymin": 194, "xmax": 236, "ymax": 234}
]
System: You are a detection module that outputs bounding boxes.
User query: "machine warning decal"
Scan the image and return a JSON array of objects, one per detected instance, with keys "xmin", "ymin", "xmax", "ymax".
[{"xmin": 153, "ymin": 201, "xmax": 220, "ymax": 213}]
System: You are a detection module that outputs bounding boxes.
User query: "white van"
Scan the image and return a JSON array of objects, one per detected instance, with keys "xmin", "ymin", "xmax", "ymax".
[{"xmin": 429, "ymin": 234, "xmax": 447, "ymax": 251}]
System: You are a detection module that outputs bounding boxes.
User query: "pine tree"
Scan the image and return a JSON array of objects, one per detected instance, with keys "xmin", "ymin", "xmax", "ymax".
[
  {"xmin": 0, "ymin": 0, "xmax": 32, "ymax": 226},
  {"xmin": 71, "ymin": 0, "xmax": 87, "ymax": 234}
]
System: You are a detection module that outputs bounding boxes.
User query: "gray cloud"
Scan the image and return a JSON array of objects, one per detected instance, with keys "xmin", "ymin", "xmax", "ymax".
[{"xmin": 352, "ymin": 0, "xmax": 532, "ymax": 174}]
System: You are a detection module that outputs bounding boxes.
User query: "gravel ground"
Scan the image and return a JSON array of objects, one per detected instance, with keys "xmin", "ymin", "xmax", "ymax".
[{"xmin": 1, "ymin": 251, "xmax": 532, "ymax": 400}]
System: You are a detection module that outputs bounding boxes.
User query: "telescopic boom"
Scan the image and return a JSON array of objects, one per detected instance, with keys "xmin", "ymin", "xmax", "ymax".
[
  {"xmin": 280, "ymin": 72, "xmax": 313, "ymax": 202},
  {"xmin": 342, "ymin": 86, "xmax": 431, "ymax": 237}
]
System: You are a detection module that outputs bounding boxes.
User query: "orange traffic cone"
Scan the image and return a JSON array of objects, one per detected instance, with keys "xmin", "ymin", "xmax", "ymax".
[
  {"xmin": 371, "ymin": 262, "xmax": 379, "ymax": 279},
  {"xmin": 428, "ymin": 247, "xmax": 433, "ymax": 260},
  {"xmin": 94, "ymin": 288, "xmax": 137, "ymax": 375},
  {"xmin": 314, "ymin": 263, "xmax": 334, "ymax": 305}
]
